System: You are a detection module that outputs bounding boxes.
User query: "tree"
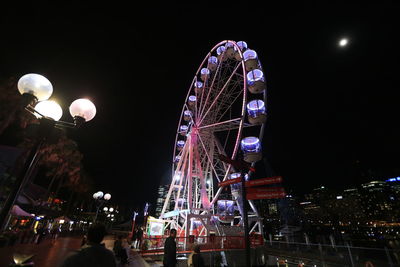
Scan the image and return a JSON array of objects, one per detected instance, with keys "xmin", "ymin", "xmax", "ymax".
[{"xmin": 0, "ymin": 77, "xmax": 92, "ymax": 206}]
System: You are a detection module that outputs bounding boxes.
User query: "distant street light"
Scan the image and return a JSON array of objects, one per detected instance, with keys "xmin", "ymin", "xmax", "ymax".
[
  {"xmin": 93, "ymin": 191, "xmax": 111, "ymax": 222},
  {"xmin": 0, "ymin": 73, "xmax": 96, "ymax": 230},
  {"xmin": 339, "ymin": 38, "xmax": 349, "ymax": 47}
]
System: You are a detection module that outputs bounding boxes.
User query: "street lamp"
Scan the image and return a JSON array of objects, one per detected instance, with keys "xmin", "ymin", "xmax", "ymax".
[
  {"xmin": 0, "ymin": 73, "xmax": 97, "ymax": 230},
  {"xmin": 93, "ymin": 191, "xmax": 111, "ymax": 222},
  {"xmin": 130, "ymin": 211, "xmax": 139, "ymax": 239}
]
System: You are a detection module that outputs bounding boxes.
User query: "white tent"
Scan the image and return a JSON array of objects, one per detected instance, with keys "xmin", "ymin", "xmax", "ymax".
[{"xmin": 11, "ymin": 205, "xmax": 34, "ymax": 217}]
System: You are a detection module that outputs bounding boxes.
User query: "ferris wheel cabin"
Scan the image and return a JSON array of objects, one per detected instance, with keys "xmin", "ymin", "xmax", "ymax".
[
  {"xmin": 207, "ymin": 56, "xmax": 218, "ymax": 71},
  {"xmin": 194, "ymin": 81, "xmax": 203, "ymax": 94},
  {"xmin": 200, "ymin": 68, "xmax": 210, "ymax": 82},
  {"xmin": 176, "ymin": 140, "xmax": 185, "ymax": 151},
  {"xmin": 247, "ymin": 69, "xmax": 266, "ymax": 94},
  {"xmin": 246, "ymin": 99, "xmax": 267, "ymax": 124},
  {"xmin": 188, "ymin": 95, "xmax": 197, "ymax": 108},
  {"xmin": 183, "ymin": 110, "xmax": 192, "ymax": 121},
  {"xmin": 243, "ymin": 49, "xmax": 259, "ymax": 71},
  {"xmin": 179, "ymin": 125, "xmax": 188, "ymax": 135},
  {"xmin": 217, "ymin": 45, "xmax": 227, "ymax": 61},
  {"xmin": 241, "ymin": 136, "xmax": 262, "ymax": 163},
  {"xmin": 234, "ymin": 41, "xmax": 248, "ymax": 61}
]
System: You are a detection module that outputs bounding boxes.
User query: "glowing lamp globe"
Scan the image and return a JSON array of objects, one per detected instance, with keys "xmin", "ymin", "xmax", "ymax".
[
  {"xmin": 103, "ymin": 207, "xmax": 108, "ymax": 212},
  {"xmin": 104, "ymin": 193, "xmax": 111, "ymax": 200},
  {"xmin": 35, "ymin": 100, "xmax": 63, "ymax": 121},
  {"xmin": 93, "ymin": 193, "xmax": 99, "ymax": 199},
  {"xmin": 69, "ymin": 98, "xmax": 96, "ymax": 122},
  {"xmin": 96, "ymin": 191, "xmax": 104, "ymax": 199},
  {"xmin": 17, "ymin": 73, "xmax": 53, "ymax": 101},
  {"xmin": 109, "ymin": 208, "xmax": 114, "ymax": 212}
]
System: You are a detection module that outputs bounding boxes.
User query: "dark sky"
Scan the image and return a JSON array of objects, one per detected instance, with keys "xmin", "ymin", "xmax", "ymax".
[{"xmin": 1, "ymin": 3, "xmax": 400, "ymax": 211}]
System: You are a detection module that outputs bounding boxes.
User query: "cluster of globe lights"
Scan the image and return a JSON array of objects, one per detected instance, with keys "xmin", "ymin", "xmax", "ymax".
[
  {"xmin": 17, "ymin": 73, "xmax": 96, "ymax": 123},
  {"xmin": 93, "ymin": 191, "xmax": 111, "ymax": 200}
]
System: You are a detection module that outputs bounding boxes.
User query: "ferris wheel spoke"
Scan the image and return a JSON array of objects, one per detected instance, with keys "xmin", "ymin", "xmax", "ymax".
[
  {"xmin": 198, "ymin": 54, "xmax": 224, "ymax": 122},
  {"xmin": 214, "ymin": 85, "xmax": 243, "ymax": 122},
  {"xmin": 199, "ymin": 60, "xmax": 239, "ymax": 121},
  {"xmin": 198, "ymin": 63, "xmax": 242, "ymax": 126},
  {"xmin": 198, "ymin": 117, "xmax": 242, "ymax": 132},
  {"xmin": 197, "ymin": 133, "xmax": 223, "ymax": 183}
]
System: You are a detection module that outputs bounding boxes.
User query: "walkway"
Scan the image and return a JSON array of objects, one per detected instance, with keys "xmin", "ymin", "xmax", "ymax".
[{"xmin": 0, "ymin": 235, "xmax": 160, "ymax": 267}]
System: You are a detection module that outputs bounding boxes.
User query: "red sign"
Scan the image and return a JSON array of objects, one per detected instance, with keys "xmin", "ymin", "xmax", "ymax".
[
  {"xmin": 247, "ymin": 186, "xmax": 285, "ymax": 194},
  {"xmin": 218, "ymin": 177, "xmax": 241, "ymax": 187},
  {"xmin": 245, "ymin": 176, "xmax": 282, "ymax": 187},
  {"xmin": 247, "ymin": 191, "xmax": 286, "ymax": 200}
]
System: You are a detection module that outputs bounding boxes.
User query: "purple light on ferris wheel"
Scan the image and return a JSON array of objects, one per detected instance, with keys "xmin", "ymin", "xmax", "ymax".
[
  {"xmin": 246, "ymin": 100, "xmax": 266, "ymax": 118},
  {"xmin": 180, "ymin": 125, "xmax": 188, "ymax": 132},
  {"xmin": 217, "ymin": 46, "xmax": 226, "ymax": 55},
  {"xmin": 243, "ymin": 49, "xmax": 257, "ymax": 61},
  {"xmin": 177, "ymin": 140, "xmax": 185, "ymax": 148},
  {"xmin": 226, "ymin": 42, "xmax": 234, "ymax": 48},
  {"xmin": 217, "ymin": 200, "xmax": 235, "ymax": 215},
  {"xmin": 235, "ymin": 41, "xmax": 248, "ymax": 51},
  {"xmin": 184, "ymin": 110, "xmax": 192, "ymax": 117},
  {"xmin": 195, "ymin": 81, "xmax": 203, "ymax": 88},
  {"xmin": 201, "ymin": 68, "xmax": 210, "ymax": 75},
  {"xmin": 208, "ymin": 56, "xmax": 218, "ymax": 65},
  {"xmin": 188, "ymin": 95, "xmax": 197, "ymax": 102},
  {"xmin": 241, "ymin": 137, "xmax": 261, "ymax": 153},
  {"xmin": 247, "ymin": 69, "xmax": 265, "ymax": 83},
  {"xmin": 192, "ymin": 219, "xmax": 202, "ymax": 227},
  {"xmin": 174, "ymin": 155, "xmax": 181, "ymax": 163}
]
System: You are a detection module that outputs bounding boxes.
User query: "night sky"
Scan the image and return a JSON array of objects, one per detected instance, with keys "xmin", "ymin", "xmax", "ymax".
[{"xmin": 1, "ymin": 3, "xmax": 400, "ymax": 212}]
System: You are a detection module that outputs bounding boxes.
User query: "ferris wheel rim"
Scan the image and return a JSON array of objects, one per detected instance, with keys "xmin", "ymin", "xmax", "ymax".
[{"xmin": 172, "ymin": 40, "xmax": 248, "ymax": 167}]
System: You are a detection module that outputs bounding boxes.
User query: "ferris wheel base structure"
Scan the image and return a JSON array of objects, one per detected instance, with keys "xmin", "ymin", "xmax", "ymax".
[{"xmin": 157, "ymin": 40, "xmax": 269, "ymax": 245}]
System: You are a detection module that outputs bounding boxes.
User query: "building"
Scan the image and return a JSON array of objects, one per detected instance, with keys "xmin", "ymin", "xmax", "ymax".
[{"xmin": 154, "ymin": 184, "xmax": 170, "ymax": 218}]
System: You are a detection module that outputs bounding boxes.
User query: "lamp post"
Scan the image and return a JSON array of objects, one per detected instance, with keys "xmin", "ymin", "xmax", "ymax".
[
  {"xmin": 130, "ymin": 211, "xmax": 138, "ymax": 239},
  {"xmin": 0, "ymin": 73, "xmax": 97, "ymax": 231},
  {"xmin": 93, "ymin": 191, "xmax": 111, "ymax": 223}
]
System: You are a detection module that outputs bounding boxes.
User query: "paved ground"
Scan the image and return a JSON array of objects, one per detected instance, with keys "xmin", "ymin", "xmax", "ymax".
[
  {"xmin": 0, "ymin": 236, "xmax": 82, "ymax": 267},
  {"xmin": 0, "ymin": 235, "xmax": 160, "ymax": 267}
]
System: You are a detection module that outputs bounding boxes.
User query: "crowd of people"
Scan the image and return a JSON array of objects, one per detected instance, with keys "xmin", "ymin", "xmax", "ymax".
[{"xmin": 61, "ymin": 224, "xmax": 206, "ymax": 267}]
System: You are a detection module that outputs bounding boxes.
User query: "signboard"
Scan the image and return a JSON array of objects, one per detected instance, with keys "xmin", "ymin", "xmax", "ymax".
[
  {"xmin": 246, "ymin": 186, "xmax": 285, "ymax": 194},
  {"xmin": 245, "ymin": 176, "xmax": 282, "ymax": 187},
  {"xmin": 247, "ymin": 191, "xmax": 286, "ymax": 200},
  {"xmin": 161, "ymin": 210, "xmax": 180, "ymax": 218},
  {"xmin": 218, "ymin": 177, "xmax": 241, "ymax": 187}
]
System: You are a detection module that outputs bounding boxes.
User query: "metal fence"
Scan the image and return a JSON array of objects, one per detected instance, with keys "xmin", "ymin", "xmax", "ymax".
[{"xmin": 140, "ymin": 237, "xmax": 400, "ymax": 266}]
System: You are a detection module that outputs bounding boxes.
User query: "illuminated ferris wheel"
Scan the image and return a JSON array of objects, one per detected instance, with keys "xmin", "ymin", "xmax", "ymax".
[{"xmin": 160, "ymin": 40, "xmax": 267, "ymax": 239}]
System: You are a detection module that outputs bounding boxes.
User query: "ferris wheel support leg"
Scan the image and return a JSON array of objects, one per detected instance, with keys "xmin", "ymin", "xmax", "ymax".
[{"xmin": 240, "ymin": 172, "xmax": 251, "ymax": 267}]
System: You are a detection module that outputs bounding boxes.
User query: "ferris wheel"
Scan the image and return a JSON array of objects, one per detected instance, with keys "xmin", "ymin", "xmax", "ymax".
[{"xmin": 160, "ymin": 40, "xmax": 267, "ymax": 239}]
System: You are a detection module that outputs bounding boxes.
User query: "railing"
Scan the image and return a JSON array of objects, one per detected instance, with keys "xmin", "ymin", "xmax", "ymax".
[
  {"xmin": 139, "ymin": 237, "xmax": 400, "ymax": 266},
  {"xmin": 139, "ymin": 235, "xmax": 263, "ymax": 253},
  {"xmin": 265, "ymin": 240, "xmax": 400, "ymax": 266}
]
